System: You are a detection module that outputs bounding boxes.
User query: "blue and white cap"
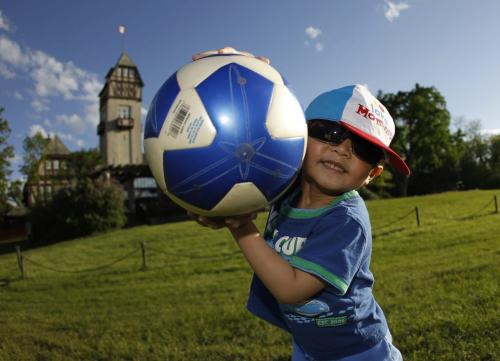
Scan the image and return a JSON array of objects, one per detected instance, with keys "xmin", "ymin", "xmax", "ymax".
[{"xmin": 305, "ymin": 84, "xmax": 410, "ymax": 175}]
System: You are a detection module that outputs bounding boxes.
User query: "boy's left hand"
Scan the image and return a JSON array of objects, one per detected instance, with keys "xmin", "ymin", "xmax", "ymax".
[{"xmin": 188, "ymin": 211, "xmax": 257, "ymax": 230}]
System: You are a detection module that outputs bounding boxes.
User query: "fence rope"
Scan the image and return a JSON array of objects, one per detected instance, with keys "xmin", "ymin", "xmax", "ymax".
[
  {"xmin": 372, "ymin": 209, "xmax": 414, "ymax": 232},
  {"xmin": 23, "ymin": 247, "xmax": 141, "ymax": 274},
  {"xmin": 146, "ymin": 245, "xmax": 239, "ymax": 261},
  {"xmin": 432, "ymin": 198, "xmax": 495, "ymax": 221}
]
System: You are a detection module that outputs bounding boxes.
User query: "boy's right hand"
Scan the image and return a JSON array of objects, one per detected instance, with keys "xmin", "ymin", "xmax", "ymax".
[{"xmin": 188, "ymin": 211, "xmax": 257, "ymax": 230}]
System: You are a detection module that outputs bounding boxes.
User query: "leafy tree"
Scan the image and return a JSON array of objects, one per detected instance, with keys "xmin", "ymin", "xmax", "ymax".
[
  {"xmin": 20, "ymin": 132, "xmax": 50, "ymax": 184},
  {"xmin": 66, "ymin": 149, "xmax": 104, "ymax": 179},
  {"xmin": 0, "ymin": 108, "xmax": 14, "ymax": 218},
  {"xmin": 7, "ymin": 179, "xmax": 24, "ymax": 207},
  {"xmin": 29, "ymin": 178, "xmax": 126, "ymax": 243},
  {"xmin": 378, "ymin": 84, "xmax": 456, "ymax": 196}
]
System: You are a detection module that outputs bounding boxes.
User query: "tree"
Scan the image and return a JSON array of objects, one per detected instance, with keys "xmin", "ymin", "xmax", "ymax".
[
  {"xmin": 7, "ymin": 179, "xmax": 24, "ymax": 207},
  {"xmin": 378, "ymin": 84, "xmax": 456, "ymax": 196},
  {"xmin": 29, "ymin": 178, "xmax": 126, "ymax": 243},
  {"xmin": 0, "ymin": 108, "xmax": 14, "ymax": 218},
  {"xmin": 20, "ymin": 132, "xmax": 50, "ymax": 183},
  {"xmin": 66, "ymin": 149, "xmax": 104, "ymax": 179}
]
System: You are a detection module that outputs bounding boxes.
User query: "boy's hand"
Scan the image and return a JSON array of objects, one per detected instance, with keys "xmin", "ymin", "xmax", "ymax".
[
  {"xmin": 192, "ymin": 46, "xmax": 270, "ymax": 64},
  {"xmin": 188, "ymin": 211, "xmax": 257, "ymax": 230}
]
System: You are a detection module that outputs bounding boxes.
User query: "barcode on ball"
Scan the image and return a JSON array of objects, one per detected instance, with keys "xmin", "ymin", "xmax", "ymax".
[{"xmin": 169, "ymin": 103, "xmax": 190, "ymax": 138}]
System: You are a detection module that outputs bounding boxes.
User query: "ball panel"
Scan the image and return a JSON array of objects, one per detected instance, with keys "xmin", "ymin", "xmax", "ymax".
[
  {"xmin": 163, "ymin": 146, "xmax": 244, "ymax": 210},
  {"xmin": 230, "ymin": 56, "xmax": 284, "ymax": 85},
  {"xmin": 159, "ymin": 88, "xmax": 216, "ymax": 151},
  {"xmin": 176, "ymin": 55, "xmax": 238, "ymax": 90},
  {"xmin": 210, "ymin": 182, "xmax": 268, "ymax": 216},
  {"xmin": 144, "ymin": 137, "xmax": 167, "ymax": 191},
  {"xmin": 177, "ymin": 55, "xmax": 284, "ymax": 90},
  {"xmin": 195, "ymin": 63, "xmax": 274, "ymax": 146},
  {"xmin": 266, "ymin": 84, "xmax": 308, "ymax": 139},
  {"xmin": 144, "ymin": 72, "xmax": 180, "ymax": 139}
]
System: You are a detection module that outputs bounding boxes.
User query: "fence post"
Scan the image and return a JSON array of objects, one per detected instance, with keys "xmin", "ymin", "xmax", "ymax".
[
  {"xmin": 15, "ymin": 246, "xmax": 25, "ymax": 279},
  {"xmin": 415, "ymin": 206, "xmax": 420, "ymax": 227},
  {"xmin": 141, "ymin": 241, "xmax": 147, "ymax": 270},
  {"xmin": 495, "ymin": 195, "xmax": 498, "ymax": 214}
]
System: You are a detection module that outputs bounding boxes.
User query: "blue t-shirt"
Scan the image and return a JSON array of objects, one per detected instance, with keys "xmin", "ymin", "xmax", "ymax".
[{"xmin": 247, "ymin": 189, "xmax": 389, "ymax": 361}]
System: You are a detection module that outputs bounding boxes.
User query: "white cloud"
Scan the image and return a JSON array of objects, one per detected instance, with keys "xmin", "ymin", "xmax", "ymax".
[
  {"xmin": 76, "ymin": 139, "xmax": 85, "ymax": 148},
  {"xmin": 0, "ymin": 10, "xmax": 12, "ymax": 32},
  {"xmin": 0, "ymin": 35, "xmax": 29, "ymax": 69},
  {"xmin": 56, "ymin": 113, "xmax": 86, "ymax": 133},
  {"xmin": 31, "ymin": 99, "xmax": 50, "ymax": 113},
  {"xmin": 305, "ymin": 26, "xmax": 322, "ymax": 40},
  {"xmin": 141, "ymin": 107, "xmax": 148, "ymax": 118},
  {"xmin": 84, "ymin": 102, "xmax": 99, "ymax": 128},
  {"xmin": 304, "ymin": 26, "xmax": 325, "ymax": 52},
  {"xmin": 0, "ymin": 62, "xmax": 14, "ymax": 79},
  {"xmin": 14, "ymin": 91, "xmax": 23, "ymax": 100},
  {"xmin": 384, "ymin": 1, "xmax": 410, "ymax": 22},
  {"xmin": 0, "ymin": 33, "xmax": 102, "ymax": 102},
  {"xmin": 29, "ymin": 124, "xmax": 48, "ymax": 137}
]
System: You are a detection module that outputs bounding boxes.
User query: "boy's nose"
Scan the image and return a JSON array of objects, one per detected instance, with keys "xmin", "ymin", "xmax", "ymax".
[{"xmin": 329, "ymin": 138, "xmax": 352, "ymax": 158}]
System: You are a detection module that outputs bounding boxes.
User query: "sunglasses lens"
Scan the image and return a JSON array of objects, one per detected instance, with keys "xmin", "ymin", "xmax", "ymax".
[
  {"xmin": 308, "ymin": 121, "xmax": 347, "ymax": 145},
  {"xmin": 308, "ymin": 120, "xmax": 383, "ymax": 165},
  {"xmin": 350, "ymin": 134, "xmax": 384, "ymax": 165}
]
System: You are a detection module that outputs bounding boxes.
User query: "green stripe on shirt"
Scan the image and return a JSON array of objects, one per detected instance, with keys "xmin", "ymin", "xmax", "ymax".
[{"xmin": 290, "ymin": 256, "xmax": 349, "ymax": 295}]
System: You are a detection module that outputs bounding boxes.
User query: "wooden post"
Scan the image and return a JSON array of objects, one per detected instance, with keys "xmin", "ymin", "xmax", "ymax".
[
  {"xmin": 15, "ymin": 246, "xmax": 25, "ymax": 279},
  {"xmin": 415, "ymin": 206, "xmax": 421, "ymax": 227},
  {"xmin": 495, "ymin": 195, "xmax": 498, "ymax": 214},
  {"xmin": 141, "ymin": 241, "xmax": 147, "ymax": 270}
]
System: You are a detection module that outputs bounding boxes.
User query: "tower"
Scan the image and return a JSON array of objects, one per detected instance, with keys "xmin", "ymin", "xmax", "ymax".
[{"xmin": 97, "ymin": 52, "xmax": 144, "ymax": 166}]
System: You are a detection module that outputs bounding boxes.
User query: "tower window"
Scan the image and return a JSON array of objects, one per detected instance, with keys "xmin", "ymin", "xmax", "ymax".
[{"xmin": 118, "ymin": 105, "xmax": 131, "ymax": 119}]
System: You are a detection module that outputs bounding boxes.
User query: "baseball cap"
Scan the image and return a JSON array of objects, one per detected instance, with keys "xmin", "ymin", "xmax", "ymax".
[{"xmin": 305, "ymin": 84, "xmax": 410, "ymax": 176}]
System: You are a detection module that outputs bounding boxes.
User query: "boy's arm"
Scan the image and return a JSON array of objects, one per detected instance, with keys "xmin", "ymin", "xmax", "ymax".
[{"xmin": 191, "ymin": 214, "xmax": 325, "ymax": 304}]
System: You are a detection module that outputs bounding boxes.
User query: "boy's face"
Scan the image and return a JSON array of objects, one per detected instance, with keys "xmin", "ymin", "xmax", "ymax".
[{"xmin": 302, "ymin": 134, "xmax": 382, "ymax": 196}]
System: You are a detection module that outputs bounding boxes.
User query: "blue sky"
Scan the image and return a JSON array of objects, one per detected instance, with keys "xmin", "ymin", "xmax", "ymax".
[{"xmin": 1, "ymin": 0, "xmax": 499, "ymax": 181}]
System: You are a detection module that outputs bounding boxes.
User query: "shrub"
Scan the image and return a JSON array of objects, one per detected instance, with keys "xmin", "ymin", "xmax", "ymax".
[{"xmin": 29, "ymin": 179, "xmax": 126, "ymax": 243}]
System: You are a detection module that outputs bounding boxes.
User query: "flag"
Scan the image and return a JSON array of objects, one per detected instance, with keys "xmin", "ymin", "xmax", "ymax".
[{"xmin": 118, "ymin": 25, "xmax": 126, "ymax": 34}]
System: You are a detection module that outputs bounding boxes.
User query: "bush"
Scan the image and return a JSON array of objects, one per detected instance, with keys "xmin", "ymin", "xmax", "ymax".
[{"xmin": 29, "ymin": 179, "xmax": 126, "ymax": 243}]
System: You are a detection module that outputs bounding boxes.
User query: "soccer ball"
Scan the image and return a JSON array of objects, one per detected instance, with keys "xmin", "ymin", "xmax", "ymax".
[{"xmin": 144, "ymin": 54, "xmax": 307, "ymax": 216}]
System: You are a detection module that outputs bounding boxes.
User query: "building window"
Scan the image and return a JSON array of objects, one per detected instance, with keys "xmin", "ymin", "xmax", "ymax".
[
  {"xmin": 45, "ymin": 160, "xmax": 51, "ymax": 170},
  {"xmin": 118, "ymin": 105, "xmax": 131, "ymax": 119},
  {"xmin": 122, "ymin": 67, "xmax": 128, "ymax": 77},
  {"xmin": 53, "ymin": 160, "xmax": 59, "ymax": 170}
]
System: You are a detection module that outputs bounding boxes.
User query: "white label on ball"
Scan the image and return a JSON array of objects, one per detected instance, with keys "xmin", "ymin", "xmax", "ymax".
[
  {"xmin": 168, "ymin": 100, "xmax": 191, "ymax": 138},
  {"xmin": 162, "ymin": 89, "xmax": 216, "ymax": 150}
]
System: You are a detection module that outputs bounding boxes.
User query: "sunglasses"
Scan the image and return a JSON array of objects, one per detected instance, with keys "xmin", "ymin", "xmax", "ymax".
[{"xmin": 307, "ymin": 120, "xmax": 384, "ymax": 165}]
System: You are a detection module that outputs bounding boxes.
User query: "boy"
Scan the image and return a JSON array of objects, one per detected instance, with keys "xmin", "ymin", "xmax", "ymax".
[{"xmin": 192, "ymin": 84, "xmax": 409, "ymax": 360}]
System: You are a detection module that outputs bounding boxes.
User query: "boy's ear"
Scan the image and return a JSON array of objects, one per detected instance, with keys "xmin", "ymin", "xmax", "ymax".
[
  {"xmin": 369, "ymin": 165, "xmax": 384, "ymax": 179},
  {"xmin": 364, "ymin": 165, "xmax": 384, "ymax": 186}
]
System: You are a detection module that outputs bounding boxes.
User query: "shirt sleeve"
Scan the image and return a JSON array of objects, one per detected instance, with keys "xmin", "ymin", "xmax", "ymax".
[
  {"xmin": 289, "ymin": 212, "xmax": 367, "ymax": 295},
  {"xmin": 247, "ymin": 274, "xmax": 291, "ymax": 332}
]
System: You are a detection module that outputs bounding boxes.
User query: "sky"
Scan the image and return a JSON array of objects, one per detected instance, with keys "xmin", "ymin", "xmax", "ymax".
[{"xmin": 1, "ymin": 0, "xmax": 499, "ymax": 181}]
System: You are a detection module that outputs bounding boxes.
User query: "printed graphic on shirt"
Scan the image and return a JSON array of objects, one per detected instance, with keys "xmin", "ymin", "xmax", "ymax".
[{"xmin": 282, "ymin": 300, "xmax": 353, "ymax": 327}]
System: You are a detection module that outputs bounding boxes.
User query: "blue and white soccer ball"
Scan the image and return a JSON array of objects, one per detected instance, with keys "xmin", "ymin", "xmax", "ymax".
[{"xmin": 144, "ymin": 54, "xmax": 307, "ymax": 216}]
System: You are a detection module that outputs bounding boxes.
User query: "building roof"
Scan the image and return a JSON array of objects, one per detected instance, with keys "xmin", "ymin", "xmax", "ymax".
[
  {"xmin": 45, "ymin": 136, "xmax": 70, "ymax": 156},
  {"xmin": 116, "ymin": 52, "xmax": 137, "ymax": 67}
]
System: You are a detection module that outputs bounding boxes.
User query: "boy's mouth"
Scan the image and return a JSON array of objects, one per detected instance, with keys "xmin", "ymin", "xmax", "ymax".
[{"xmin": 320, "ymin": 160, "xmax": 347, "ymax": 173}]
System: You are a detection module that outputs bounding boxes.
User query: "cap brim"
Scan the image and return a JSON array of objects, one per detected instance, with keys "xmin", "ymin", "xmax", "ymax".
[{"xmin": 340, "ymin": 121, "xmax": 410, "ymax": 176}]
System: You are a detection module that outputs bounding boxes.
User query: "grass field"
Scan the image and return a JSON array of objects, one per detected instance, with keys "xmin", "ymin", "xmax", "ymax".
[{"xmin": 0, "ymin": 189, "xmax": 499, "ymax": 361}]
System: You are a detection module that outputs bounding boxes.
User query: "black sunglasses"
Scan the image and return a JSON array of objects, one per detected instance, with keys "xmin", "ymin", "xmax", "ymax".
[{"xmin": 307, "ymin": 120, "xmax": 384, "ymax": 165}]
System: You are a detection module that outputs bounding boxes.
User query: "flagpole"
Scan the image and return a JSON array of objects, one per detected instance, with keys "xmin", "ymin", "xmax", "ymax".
[{"xmin": 118, "ymin": 25, "xmax": 126, "ymax": 53}]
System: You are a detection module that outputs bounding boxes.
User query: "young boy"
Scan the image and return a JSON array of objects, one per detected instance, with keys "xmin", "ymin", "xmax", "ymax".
[{"xmin": 192, "ymin": 84, "xmax": 410, "ymax": 360}]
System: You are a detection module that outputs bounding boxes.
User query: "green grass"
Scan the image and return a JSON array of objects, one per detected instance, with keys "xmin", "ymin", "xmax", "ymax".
[{"xmin": 0, "ymin": 189, "xmax": 499, "ymax": 361}]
